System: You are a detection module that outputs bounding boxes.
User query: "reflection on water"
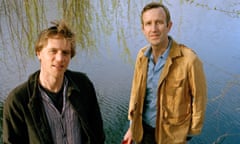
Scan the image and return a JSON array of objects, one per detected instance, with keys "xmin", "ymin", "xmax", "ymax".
[{"xmin": 1, "ymin": 0, "xmax": 240, "ymax": 144}]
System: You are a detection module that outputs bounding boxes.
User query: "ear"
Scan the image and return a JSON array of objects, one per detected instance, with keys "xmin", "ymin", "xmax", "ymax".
[
  {"xmin": 36, "ymin": 51, "xmax": 41, "ymax": 60},
  {"xmin": 141, "ymin": 24, "xmax": 144, "ymax": 33},
  {"xmin": 167, "ymin": 21, "xmax": 173, "ymax": 31}
]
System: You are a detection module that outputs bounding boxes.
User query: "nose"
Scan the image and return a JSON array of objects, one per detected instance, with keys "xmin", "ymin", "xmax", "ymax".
[
  {"xmin": 55, "ymin": 52, "xmax": 64, "ymax": 62},
  {"xmin": 151, "ymin": 24, "xmax": 157, "ymax": 31}
]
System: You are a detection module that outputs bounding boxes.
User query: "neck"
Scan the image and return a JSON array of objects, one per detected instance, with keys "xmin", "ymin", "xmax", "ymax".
[
  {"xmin": 151, "ymin": 38, "xmax": 169, "ymax": 63},
  {"xmin": 39, "ymin": 73, "xmax": 64, "ymax": 93}
]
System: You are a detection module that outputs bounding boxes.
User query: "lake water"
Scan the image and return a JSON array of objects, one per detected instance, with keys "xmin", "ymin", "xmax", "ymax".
[{"xmin": 1, "ymin": 0, "xmax": 240, "ymax": 144}]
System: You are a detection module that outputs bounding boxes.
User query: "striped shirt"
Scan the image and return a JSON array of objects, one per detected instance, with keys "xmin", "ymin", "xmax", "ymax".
[{"xmin": 39, "ymin": 77, "xmax": 82, "ymax": 144}]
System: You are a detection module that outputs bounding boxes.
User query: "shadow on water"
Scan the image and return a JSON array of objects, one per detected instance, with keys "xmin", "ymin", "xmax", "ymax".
[{"xmin": 1, "ymin": 0, "xmax": 240, "ymax": 144}]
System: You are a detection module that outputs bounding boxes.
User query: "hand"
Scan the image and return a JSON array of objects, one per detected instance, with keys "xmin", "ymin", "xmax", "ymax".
[{"xmin": 122, "ymin": 128, "xmax": 133, "ymax": 144}]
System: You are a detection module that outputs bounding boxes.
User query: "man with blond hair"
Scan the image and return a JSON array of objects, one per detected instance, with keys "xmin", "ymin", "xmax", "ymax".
[{"xmin": 3, "ymin": 20, "xmax": 105, "ymax": 144}]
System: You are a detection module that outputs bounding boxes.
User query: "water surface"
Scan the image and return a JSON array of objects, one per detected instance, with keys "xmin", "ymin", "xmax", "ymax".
[{"xmin": 1, "ymin": 0, "xmax": 240, "ymax": 143}]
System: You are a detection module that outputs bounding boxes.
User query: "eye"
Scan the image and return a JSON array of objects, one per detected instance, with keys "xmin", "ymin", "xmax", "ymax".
[
  {"xmin": 49, "ymin": 49, "xmax": 57, "ymax": 54},
  {"xmin": 145, "ymin": 21, "xmax": 151, "ymax": 26},
  {"xmin": 156, "ymin": 20, "xmax": 164, "ymax": 25},
  {"xmin": 62, "ymin": 50, "xmax": 71, "ymax": 56}
]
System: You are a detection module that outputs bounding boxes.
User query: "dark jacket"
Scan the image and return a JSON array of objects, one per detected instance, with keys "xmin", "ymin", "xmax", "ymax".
[{"xmin": 3, "ymin": 70, "xmax": 105, "ymax": 144}]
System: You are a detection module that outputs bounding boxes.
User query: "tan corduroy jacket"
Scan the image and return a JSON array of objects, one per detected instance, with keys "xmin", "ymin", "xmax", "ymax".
[{"xmin": 128, "ymin": 39, "xmax": 207, "ymax": 144}]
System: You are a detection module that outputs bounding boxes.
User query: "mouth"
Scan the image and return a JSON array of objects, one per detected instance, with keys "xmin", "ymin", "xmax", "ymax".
[
  {"xmin": 150, "ymin": 34, "xmax": 160, "ymax": 38},
  {"xmin": 52, "ymin": 65, "xmax": 64, "ymax": 70}
]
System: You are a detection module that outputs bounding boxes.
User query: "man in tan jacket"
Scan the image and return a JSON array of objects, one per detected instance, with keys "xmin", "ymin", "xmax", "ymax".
[{"xmin": 123, "ymin": 2, "xmax": 207, "ymax": 144}]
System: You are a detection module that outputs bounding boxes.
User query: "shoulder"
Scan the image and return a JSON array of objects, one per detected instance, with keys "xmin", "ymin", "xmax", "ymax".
[
  {"xmin": 137, "ymin": 45, "xmax": 149, "ymax": 57},
  {"xmin": 65, "ymin": 70, "xmax": 93, "ymax": 87},
  {"xmin": 180, "ymin": 44, "xmax": 197, "ymax": 57},
  {"xmin": 4, "ymin": 81, "xmax": 29, "ymax": 115},
  {"xmin": 65, "ymin": 70, "xmax": 88, "ymax": 79},
  {"xmin": 180, "ymin": 45, "xmax": 202, "ymax": 66},
  {"xmin": 6, "ymin": 81, "xmax": 28, "ymax": 100},
  {"xmin": 172, "ymin": 40, "xmax": 200, "ymax": 61},
  {"xmin": 134, "ymin": 45, "xmax": 150, "ymax": 64},
  {"xmin": 5, "ymin": 71, "xmax": 40, "ymax": 107}
]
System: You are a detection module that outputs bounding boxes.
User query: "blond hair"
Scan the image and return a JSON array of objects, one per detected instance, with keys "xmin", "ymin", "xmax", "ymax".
[{"xmin": 35, "ymin": 20, "xmax": 76, "ymax": 58}]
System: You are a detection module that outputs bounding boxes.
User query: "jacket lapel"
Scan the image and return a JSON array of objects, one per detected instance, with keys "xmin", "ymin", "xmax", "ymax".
[
  {"xmin": 27, "ymin": 72, "xmax": 53, "ymax": 143},
  {"xmin": 138, "ymin": 50, "xmax": 148, "ymax": 92},
  {"xmin": 28, "ymin": 98, "xmax": 53, "ymax": 143},
  {"xmin": 158, "ymin": 40, "xmax": 182, "ymax": 86}
]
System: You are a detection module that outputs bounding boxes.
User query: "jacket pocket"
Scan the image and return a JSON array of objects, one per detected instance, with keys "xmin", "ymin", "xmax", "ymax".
[
  {"xmin": 164, "ymin": 77, "xmax": 191, "ymax": 118},
  {"xmin": 162, "ymin": 109, "xmax": 191, "ymax": 126},
  {"xmin": 165, "ymin": 77, "xmax": 183, "ymax": 88},
  {"xmin": 162, "ymin": 112, "xmax": 191, "ymax": 143}
]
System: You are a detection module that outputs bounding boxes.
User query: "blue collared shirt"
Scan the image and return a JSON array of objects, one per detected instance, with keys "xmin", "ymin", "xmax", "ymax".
[{"xmin": 142, "ymin": 38, "xmax": 172, "ymax": 127}]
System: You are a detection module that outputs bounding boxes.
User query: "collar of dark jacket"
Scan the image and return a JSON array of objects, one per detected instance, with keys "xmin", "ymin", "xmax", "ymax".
[{"xmin": 27, "ymin": 70, "xmax": 81, "ymax": 100}]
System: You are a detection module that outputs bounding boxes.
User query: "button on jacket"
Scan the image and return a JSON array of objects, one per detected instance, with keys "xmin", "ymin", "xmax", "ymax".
[
  {"xmin": 128, "ymin": 39, "xmax": 207, "ymax": 144},
  {"xmin": 3, "ymin": 70, "xmax": 105, "ymax": 144}
]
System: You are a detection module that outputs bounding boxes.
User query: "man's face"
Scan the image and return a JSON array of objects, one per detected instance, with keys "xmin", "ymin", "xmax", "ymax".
[
  {"xmin": 37, "ymin": 37, "xmax": 71, "ymax": 78},
  {"xmin": 142, "ymin": 7, "xmax": 172, "ymax": 47}
]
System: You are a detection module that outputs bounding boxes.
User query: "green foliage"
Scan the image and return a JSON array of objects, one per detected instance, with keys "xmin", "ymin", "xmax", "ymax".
[
  {"xmin": 59, "ymin": 0, "xmax": 95, "ymax": 52},
  {"xmin": 0, "ymin": 0, "xmax": 47, "ymax": 56}
]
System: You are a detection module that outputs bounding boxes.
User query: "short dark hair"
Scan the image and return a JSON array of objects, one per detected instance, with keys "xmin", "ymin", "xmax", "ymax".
[
  {"xmin": 35, "ymin": 20, "xmax": 76, "ymax": 58},
  {"xmin": 141, "ymin": 2, "xmax": 171, "ymax": 25}
]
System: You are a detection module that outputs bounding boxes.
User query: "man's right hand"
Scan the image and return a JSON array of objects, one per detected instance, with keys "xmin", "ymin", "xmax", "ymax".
[{"xmin": 122, "ymin": 128, "xmax": 133, "ymax": 144}]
